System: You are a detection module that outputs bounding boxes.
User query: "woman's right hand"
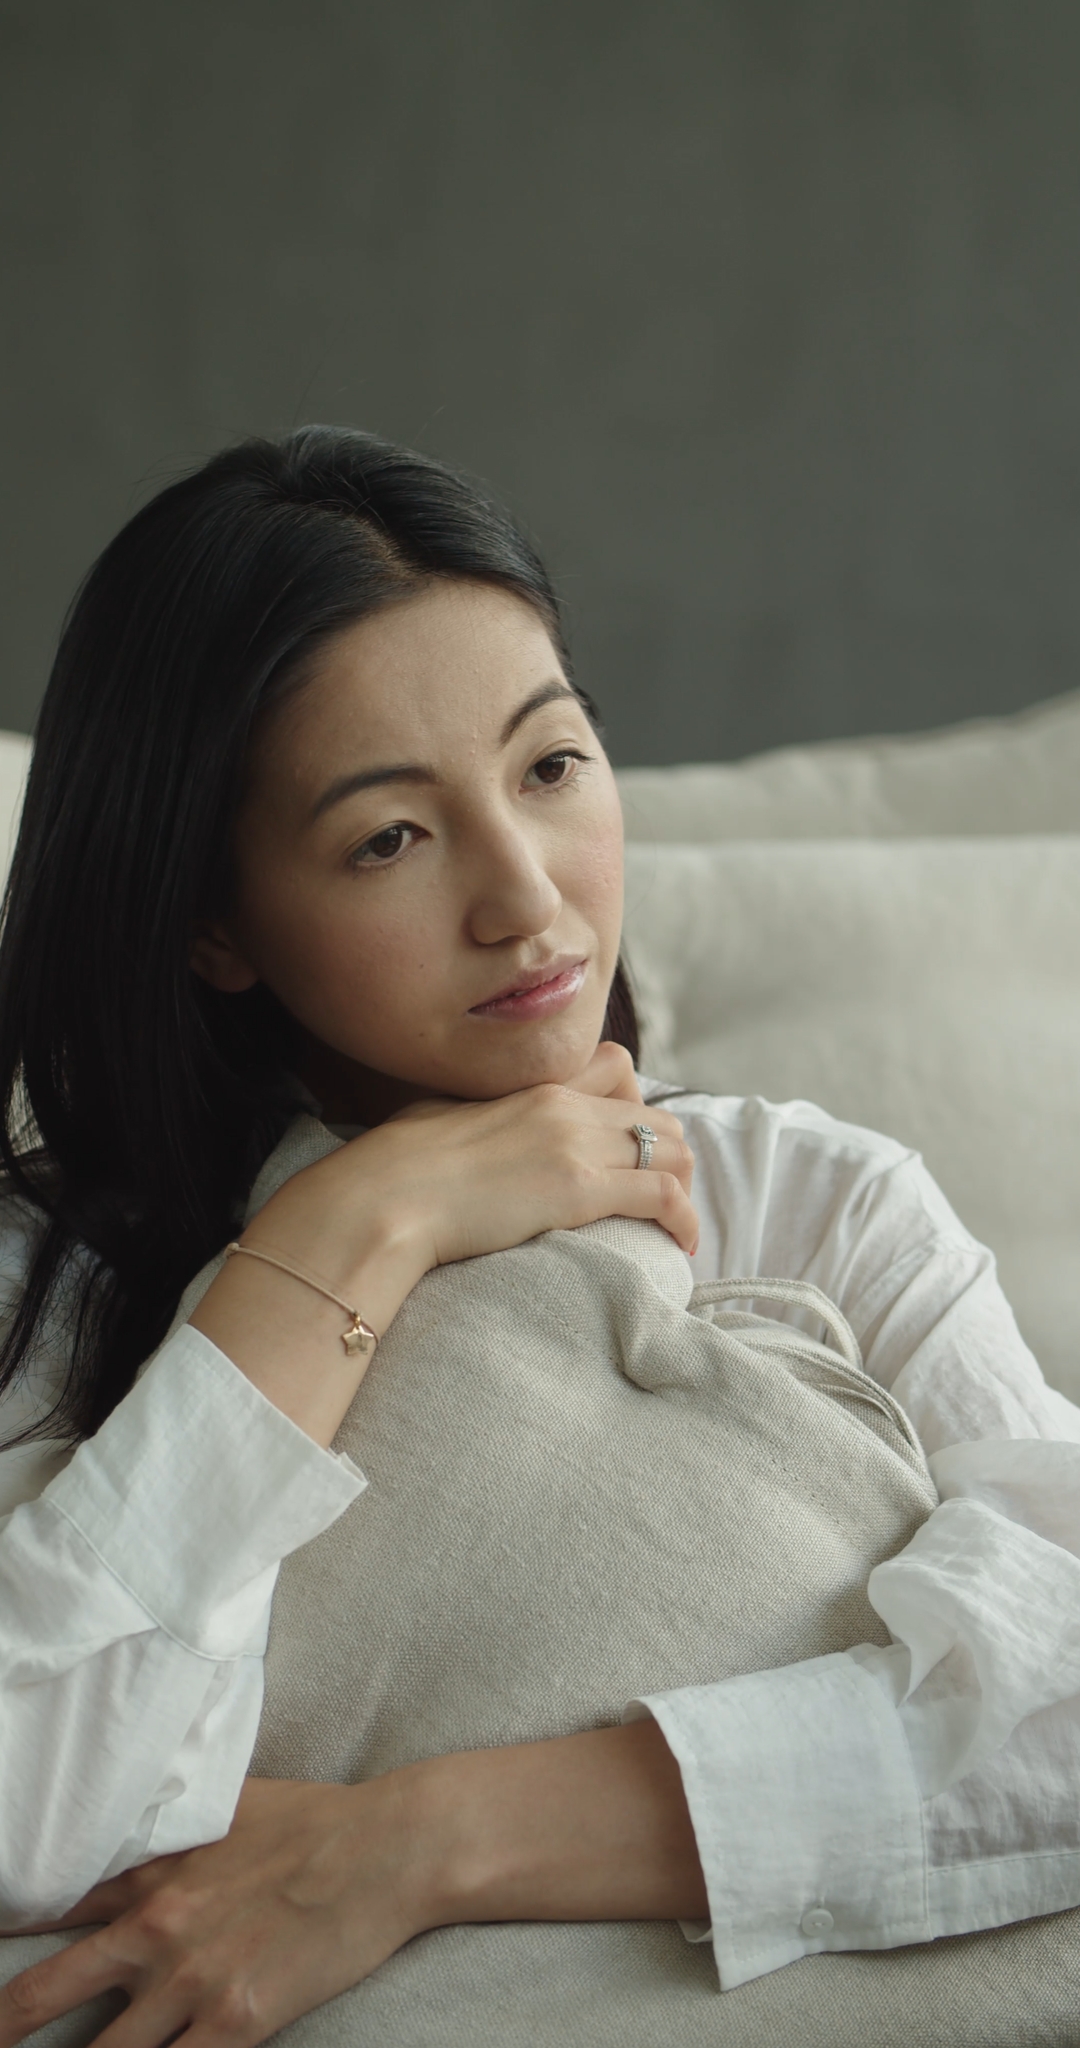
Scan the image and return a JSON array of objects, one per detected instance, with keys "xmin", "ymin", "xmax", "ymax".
[
  {"xmin": 191, "ymin": 1043, "xmax": 696, "ymax": 1445},
  {"xmin": 258, "ymin": 1042, "xmax": 696, "ymax": 1287},
  {"xmin": 353, "ymin": 1040, "xmax": 697, "ymax": 1271}
]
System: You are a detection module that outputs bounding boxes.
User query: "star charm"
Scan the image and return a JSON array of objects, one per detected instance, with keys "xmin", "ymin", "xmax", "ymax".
[{"xmin": 343, "ymin": 1323, "xmax": 374, "ymax": 1358}]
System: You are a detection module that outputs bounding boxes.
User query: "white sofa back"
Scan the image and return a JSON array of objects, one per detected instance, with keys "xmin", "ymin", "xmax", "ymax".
[
  {"xmin": 617, "ymin": 688, "xmax": 1080, "ymax": 840},
  {"xmin": 618, "ymin": 689, "xmax": 1080, "ymax": 1402},
  {"xmin": 0, "ymin": 735, "xmax": 28, "ymax": 871}
]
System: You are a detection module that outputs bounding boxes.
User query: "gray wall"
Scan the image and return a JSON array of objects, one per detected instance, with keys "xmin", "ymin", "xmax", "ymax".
[{"xmin": 2, "ymin": 0, "xmax": 1079, "ymax": 763}]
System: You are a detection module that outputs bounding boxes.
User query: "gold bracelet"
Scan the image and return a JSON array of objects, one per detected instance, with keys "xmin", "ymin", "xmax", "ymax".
[{"xmin": 224, "ymin": 1242, "xmax": 378, "ymax": 1359}]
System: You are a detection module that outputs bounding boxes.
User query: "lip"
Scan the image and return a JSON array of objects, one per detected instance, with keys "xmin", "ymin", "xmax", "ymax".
[{"xmin": 469, "ymin": 957, "xmax": 588, "ymax": 1021}]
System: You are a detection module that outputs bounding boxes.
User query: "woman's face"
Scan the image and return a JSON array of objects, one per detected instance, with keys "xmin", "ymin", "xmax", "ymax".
[{"xmin": 193, "ymin": 580, "xmax": 626, "ymax": 1118}]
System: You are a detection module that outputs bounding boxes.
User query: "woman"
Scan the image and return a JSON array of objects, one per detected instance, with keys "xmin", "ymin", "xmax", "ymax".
[{"xmin": 0, "ymin": 427, "xmax": 1077, "ymax": 2047}]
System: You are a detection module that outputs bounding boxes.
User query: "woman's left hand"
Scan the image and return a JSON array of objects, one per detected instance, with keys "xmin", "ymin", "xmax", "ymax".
[
  {"xmin": 1, "ymin": 1724, "xmax": 706, "ymax": 2046},
  {"xmin": 0, "ymin": 1775, "xmax": 435, "ymax": 2048}
]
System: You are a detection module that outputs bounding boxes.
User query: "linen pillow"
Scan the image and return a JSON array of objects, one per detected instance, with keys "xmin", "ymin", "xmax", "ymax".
[
  {"xmin": 616, "ymin": 688, "xmax": 1080, "ymax": 841},
  {"xmin": 623, "ymin": 837, "xmax": 1080, "ymax": 1401}
]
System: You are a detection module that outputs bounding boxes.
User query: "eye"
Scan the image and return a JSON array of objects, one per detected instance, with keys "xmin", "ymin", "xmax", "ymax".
[
  {"xmin": 348, "ymin": 822, "xmax": 419, "ymax": 869},
  {"xmin": 523, "ymin": 749, "xmax": 588, "ymax": 791}
]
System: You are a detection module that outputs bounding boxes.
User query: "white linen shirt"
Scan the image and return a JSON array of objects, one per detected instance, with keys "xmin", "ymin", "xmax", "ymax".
[{"xmin": 1, "ymin": 1086, "xmax": 1078, "ymax": 1991}]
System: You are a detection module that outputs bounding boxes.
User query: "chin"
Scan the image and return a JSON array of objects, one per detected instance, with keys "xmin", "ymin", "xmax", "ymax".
[{"xmin": 452, "ymin": 1024, "xmax": 605, "ymax": 1101}]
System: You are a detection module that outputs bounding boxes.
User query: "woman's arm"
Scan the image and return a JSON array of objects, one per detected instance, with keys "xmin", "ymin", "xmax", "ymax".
[
  {"xmin": 637, "ymin": 1433, "xmax": 1080, "ymax": 1987},
  {"xmin": 0, "ymin": 1325, "xmax": 362, "ymax": 1926},
  {"xmin": 420, "ymin": 1717, "xmax": 708, "ymax": 1925},
  {"xmin": 636, "ymin": 1093, "xmax": 1080, "ymax": 1987},
  {"xmin": 0, "ymin": 1724, "xmax": 706, "ymax": 2048},
  {"xmin": 0, "ymin": 1046, "xmax": 696, "ymax": 1923},
  {"xmin": 189, "ymin": 1047, "xmax": 696, "ymax": 1447}
]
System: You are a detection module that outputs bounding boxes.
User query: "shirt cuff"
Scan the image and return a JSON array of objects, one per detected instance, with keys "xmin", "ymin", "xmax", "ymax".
[
  {"xmin": 629, "ymin": 1648, "xmax": 930, "ymax": 1989},
  {"xmin": 40, "ymin": 1324, "xmax": 366, "ymax": 1659}
]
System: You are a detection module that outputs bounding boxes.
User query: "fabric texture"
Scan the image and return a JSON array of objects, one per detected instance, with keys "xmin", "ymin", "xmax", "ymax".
[
  {"xmin": 616, "ymin": 686, "xmax": 1080, "ymax": 840},
  {"xmin": 623, "ymin": 836, "xmax": 1080, "ymax": 1402},
  {"xmin": 234, "ymin": 1121, "xmax": 934, "ymax": 1785}
]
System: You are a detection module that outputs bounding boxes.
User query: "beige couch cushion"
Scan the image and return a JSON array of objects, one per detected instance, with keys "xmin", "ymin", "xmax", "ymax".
[
  {"xmin": 235, "ymin": 1119, "xmax": 932, "ymax": 1776},
  {"xmin": 617, "ymin": 689, "xmax": 1080, "ymax": 840},
  {"xmin": 623, "ymin": 836, "xmax": 1080, "ymax": 1402}
]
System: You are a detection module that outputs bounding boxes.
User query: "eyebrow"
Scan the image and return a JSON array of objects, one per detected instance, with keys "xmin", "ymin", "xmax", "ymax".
[
  {"xmin": 499, "ymin": 680, "xmax": 580, "ymax": 744},
  {"xmin": 307, "ymin": 761, "xmax": 437, "ymax": 824},
  {"xmin": 306, "ymin": 681, "xmax": 581, "ymax": 824}
]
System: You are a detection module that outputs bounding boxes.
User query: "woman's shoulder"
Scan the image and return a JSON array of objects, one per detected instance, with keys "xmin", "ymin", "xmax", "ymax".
[
  {"xmin": 638, "ymin": 1076, "xmax": 978, "ymax": 1279},
  {"xmin": 639, "ymin": 1076, "xmax": 919, "ymax": 1178}
]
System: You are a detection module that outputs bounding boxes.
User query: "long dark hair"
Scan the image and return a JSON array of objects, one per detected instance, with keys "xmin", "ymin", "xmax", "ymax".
[{"xmin": 0, "ymin": 427, "xmax": 639, "ymax": 1446}]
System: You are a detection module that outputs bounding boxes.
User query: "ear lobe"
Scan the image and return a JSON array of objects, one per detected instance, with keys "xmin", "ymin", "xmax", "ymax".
[{"xmin": 189, "ymin": 922, "xmax": 260, "ymax": 994}]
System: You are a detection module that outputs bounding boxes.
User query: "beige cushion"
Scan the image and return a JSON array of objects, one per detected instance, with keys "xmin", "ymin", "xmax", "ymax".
[
  {"xmin": 239, "ymin": 1119, "xmax": 932, "ymax": 1778},
  {"xmin": 623, "ymin": 837, "xmax": 1080, "ymax": 1403},
  {"xmin": 617, "ymin": 689, "xmax": 1080, "ymax": 841}
]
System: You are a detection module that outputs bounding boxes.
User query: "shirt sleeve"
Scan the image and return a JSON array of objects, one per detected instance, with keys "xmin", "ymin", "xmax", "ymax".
[
  {"xmin": 0, "ymin": 1322, "xmax": 364, "ymax": 1927},
  {"xmin": 634, "ymin": 1090, "xmax": 1080, "ymax": 1990}
]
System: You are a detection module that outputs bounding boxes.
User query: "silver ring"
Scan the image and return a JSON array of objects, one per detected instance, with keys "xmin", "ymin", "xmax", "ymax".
[{"xmin": 632, "ymin": 1122, "xmax": 656, "ymax": 1171}]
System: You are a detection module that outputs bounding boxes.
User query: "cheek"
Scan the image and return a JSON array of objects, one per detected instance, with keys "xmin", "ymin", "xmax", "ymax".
[
  {"xmin": 241, "ymin": 866, "xmax": 448, "ymax": 1049},
  {"xmin": 560, "ymin": 795, "xmax": 624, "ymax": 952}
]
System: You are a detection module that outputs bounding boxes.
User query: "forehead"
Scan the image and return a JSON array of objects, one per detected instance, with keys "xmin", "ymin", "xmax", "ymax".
[{"xmin": 264, "ymin": 581, "xmax": 564, "ymax": 775}]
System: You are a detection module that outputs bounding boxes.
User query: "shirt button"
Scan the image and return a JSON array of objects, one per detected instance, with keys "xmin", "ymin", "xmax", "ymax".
[{"xmin": 801, "ymin": 1907, "xmax": 834, "ymax": 1937}]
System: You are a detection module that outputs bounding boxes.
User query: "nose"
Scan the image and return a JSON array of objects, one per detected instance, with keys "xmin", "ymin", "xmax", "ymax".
[{"xmin": 464, "ymin": 807, "xmax": 563, "ymax": 947}]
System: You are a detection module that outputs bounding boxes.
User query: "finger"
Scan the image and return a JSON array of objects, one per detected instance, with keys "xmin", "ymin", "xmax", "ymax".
[
  {"xmin": 0, "ymin": 1929, "xmax": 137, "ymax": 2047},
  {"xmin": 634, "ymin": 1105, "xmax": 686, "ymax": 1146},
  {"xmin": 571, "ymin": 1094, "xmax": 686, "ymax": 1149},
  {"xmin": 101, "ymin": 1973, "xmax": 293, "ymax": 2048},
  {"xmin": 163, "ymin": 2022, "xmax": 262, "ymax": 2048},
  {"xmin": 593, "ymin": 1113, "xmax": 692, "ymax": 1195},
  {"xmin": 567, "ymin": 1041, "xmax": 644, "ymax": 1105},
  {"xmin": 605, "ymin": 1169, "xmax": 701, "ymax": 1257},
  {"xmin": 543, "ymin": 1094, "xmax": 693, "ymax": 1196},
  {"xmin": 611, "ymin": 1129, "xmax": 694, "ymax": 1198},
  {"xmin": 88, "ymin": 1985, "xmax": 194, "ymax": 2048}
]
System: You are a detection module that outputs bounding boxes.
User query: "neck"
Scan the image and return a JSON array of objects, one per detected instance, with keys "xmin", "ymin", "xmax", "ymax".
[{"xmin": 299, "ymin": 1035, "xmax": 432, "ymax": 1129}]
